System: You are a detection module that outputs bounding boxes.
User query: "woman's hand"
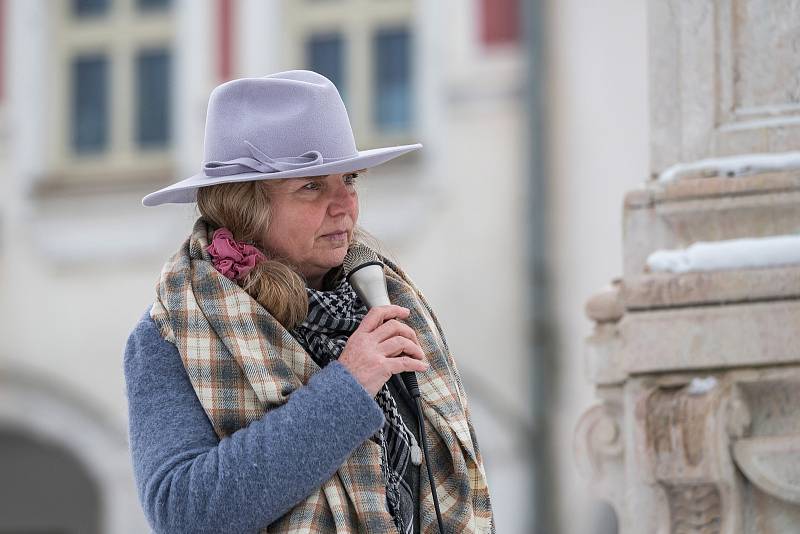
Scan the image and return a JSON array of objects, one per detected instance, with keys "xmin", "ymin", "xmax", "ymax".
[{"xmin": 338, "ymin": 305, "xmax": 429, "ymax": 397}]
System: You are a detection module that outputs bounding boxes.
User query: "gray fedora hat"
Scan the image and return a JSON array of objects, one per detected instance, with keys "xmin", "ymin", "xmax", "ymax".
[{"xmin": 142, "ymin": 69, "xmax": 422, "ymax": 207}]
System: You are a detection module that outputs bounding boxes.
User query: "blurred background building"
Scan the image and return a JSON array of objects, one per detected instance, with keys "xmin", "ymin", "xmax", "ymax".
[{"xmin": 0, "ymin": 0, "xmax": 651, "ymax": 533}]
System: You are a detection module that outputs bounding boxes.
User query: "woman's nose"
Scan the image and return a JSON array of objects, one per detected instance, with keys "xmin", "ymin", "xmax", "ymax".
[{"xmin": 327, "ymin": 183, "xmax": 355, "ymax": 215}]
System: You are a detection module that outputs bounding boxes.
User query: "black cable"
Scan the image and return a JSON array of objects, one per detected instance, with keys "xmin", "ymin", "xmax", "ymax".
[
  {"xmin": 414, "ymin": 396, "xmax": 445, "ymax": 534},
  {"xmin": 401, "ymin": 372, "xmax": 446, "ymax": 534}
]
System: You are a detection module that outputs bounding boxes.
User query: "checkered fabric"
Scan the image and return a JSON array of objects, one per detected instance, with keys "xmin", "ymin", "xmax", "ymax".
[
  {"xmin": 292, "ymin": 275, "xmax": 420, "ymax": 534},
  {"xmin": 149, "ymin": 217, "xmax": 495, "ymax": 533}
]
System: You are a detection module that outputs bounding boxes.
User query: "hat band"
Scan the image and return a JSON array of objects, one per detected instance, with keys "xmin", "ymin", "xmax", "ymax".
[{"xmin": 203, "ymin": 140, "xmax": 326, "ymax": 177}]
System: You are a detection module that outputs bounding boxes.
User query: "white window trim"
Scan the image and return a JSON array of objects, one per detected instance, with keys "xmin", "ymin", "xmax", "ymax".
[
  {"xmin": 281, "ymin": 0, "xmax": 417, "ymax": 151},
  {"xmin": 47, "ymin": 0, "xmax": 176, "ymax": 186}
]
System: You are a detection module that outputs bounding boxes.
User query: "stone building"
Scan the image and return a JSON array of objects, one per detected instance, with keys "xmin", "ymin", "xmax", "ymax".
[{"xmin": 576, "ymin": 0, "xmax": 800, "ymax": 532}]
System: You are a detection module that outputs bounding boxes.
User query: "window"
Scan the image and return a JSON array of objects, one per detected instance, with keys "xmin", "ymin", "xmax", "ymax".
[
  {"xmin": 136, "ymin": 49, "xmax": 171, "ymax": 148},
  {"xmin": 51, "ymin": 0, "xmax": 176, "ymax": 184},
  {"xmin": 137, "ymin": 0, "xmax": 171, "ymax": 11},
  {"xmin": 374, "ymin": 27, "xmax": 411, "ymax": 132},
  {"xmin": 306, "ymin": 33, "xmax": 346, "ymax": 106},
  {"xmin": 72, "ymin": 55, "xmax": 109, "ymax": 154},
  {"xmin": 73, "ymin": 0, "xmax": 109, "ymax": 17},
  {"xmin": 283, "ymin": 0, "xmax": 416, "ymax": 149}
]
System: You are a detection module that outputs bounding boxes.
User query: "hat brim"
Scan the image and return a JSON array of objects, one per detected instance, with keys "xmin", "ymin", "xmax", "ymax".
[{"xmin": 142, "ymin": 143, "xmax": 422, "ymax": 207}]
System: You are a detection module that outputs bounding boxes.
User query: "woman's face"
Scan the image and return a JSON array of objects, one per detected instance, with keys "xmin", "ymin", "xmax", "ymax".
[{"xmin": 261, "ymin": 171, "xmax": 361, "ymax": 288}]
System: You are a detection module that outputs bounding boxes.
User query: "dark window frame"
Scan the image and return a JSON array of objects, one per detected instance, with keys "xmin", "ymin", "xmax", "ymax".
[
  {"xmin": 136, "ymin": 0, "xmax": 173, "ymax": 13},
  {"xmin": 135, "ymin": 47, "xmax": 172, "ymax": 149},
  {"xmin": 72, "ymin": 0, "xmax": 110, "ymax": 18},
  {"xmin": 71, "ymin": 53, "xmax": 110, "ymax": 154},
  {"xmin": 306, "ymin": 32, "xmax": 347, "ymax": 106},
  {"xmin": 373, "ymin": 25, "xmax": 412, "ymax": 132}
]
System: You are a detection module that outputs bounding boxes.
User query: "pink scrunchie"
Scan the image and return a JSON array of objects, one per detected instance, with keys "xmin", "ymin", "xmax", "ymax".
[{"xmin": 206, "ymin": 227, "xmax": 267, "ymax": 283}]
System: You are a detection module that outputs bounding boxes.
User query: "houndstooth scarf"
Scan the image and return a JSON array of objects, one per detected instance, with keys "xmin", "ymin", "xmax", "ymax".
[
  {"xmin": 149, "ymin": 217, "xmax": 495, "ymax": 533},
  {"xmin": 291, "ymin": 273, "xmax": 420, "ymax": 534}
]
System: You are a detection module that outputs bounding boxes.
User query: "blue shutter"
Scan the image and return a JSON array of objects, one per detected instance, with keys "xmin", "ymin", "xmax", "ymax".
[
  {"xmin": 374, "ymin": 27, "xmax": 411, "ymax": 132},
  {"xmin": 72, "ymin": 55, "xmax": 109, "ymax": 154},
  {"xmin": 307, "ymin": 33, "xmax": 347, "ymax": 106},
  {"xmin": 73, "ymin": 0, "xmax": 109, "ymax": 17},
  {"xmin": 137, "ymin": 0, "xmax": 172, "ymax": 11},
  {"xmin": 136, "ymin": 49, "xmax": 171, "ymax": 148}
]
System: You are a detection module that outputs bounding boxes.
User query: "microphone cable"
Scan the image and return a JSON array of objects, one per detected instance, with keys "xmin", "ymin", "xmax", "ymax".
[
  {"xmin": 343, "ymin": 249, "xmax": 446, "ymax": 532},
  {"xmin": 401, "ymin": 372, "xmax": 446, "ymax": 534}
]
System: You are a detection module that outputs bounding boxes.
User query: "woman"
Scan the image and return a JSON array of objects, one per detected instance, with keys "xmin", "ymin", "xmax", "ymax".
[{"xmin": 124, "ymin": 70, "xmax": 495, "ymax": 533}]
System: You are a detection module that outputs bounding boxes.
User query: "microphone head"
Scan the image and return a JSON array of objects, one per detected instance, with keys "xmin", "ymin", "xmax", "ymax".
[
  {"xmin": 343, "ymin": 242, "xmax": 382, "ymax": 278},
  {"xmin": 344, "ymin": 242, "xmax": 390, "ymax": 308}
]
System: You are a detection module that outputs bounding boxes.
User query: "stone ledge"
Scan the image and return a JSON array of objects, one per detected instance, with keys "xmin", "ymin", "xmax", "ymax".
[
  {"xmin": 623, "ymin": 188, "xmax": 800, "ymax": 278},
  {"xmin": 625, "ymin": 170, "xmax": 800, "ymax": 210},
  {"xmin": 585, "ymin": 323, "xmax": 626, "ymax": 386},
  {"xmin": 619, "ymin": 300, "xmax": 800, "ymax": 374},
  {"xmin": 622, "ymin": 265, "xmax": 800, "ymax": 310},
  {"xmin": 585, "ymin": 280, "xmax": 624, "ymax": 323}
]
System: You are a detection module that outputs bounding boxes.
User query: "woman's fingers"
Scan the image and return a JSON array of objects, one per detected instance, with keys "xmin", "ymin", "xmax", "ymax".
[
  {"xmin": 338, "ymin": 306, "xmax": 430, "ymax": 396},
  {"xmin": 387, "ymin": 355, "xmax": 430, "ymax": 374},
  {"xmin": 371, "ymin": 318, "xmax": 420, "ymax": 347},
  {"xmin": 358, "ymin": 305, "xmax": 410, "ymax": 333},
  {"xmin": 379, "ymin": 336, "xmax": 426, "ymax": 360}
]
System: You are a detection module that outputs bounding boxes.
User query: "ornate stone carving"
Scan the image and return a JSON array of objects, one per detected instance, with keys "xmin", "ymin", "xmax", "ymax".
[
  {"xmin": 579, "ymin": 153, "xmax": 800, "ymax": 534},
  {"xmin": 663, "ymin": 483, "xmax": 722, "ymax": 534},
  {"xmin": 575, "ymin": 402, "xmax": 623, "ymax": 481},
  {"xmin": 733, "ymin": 436, "xmax": 800, "ymax": 505},
  {"xmin": 577, "ymin": 2, "xmax": 800, "ymax": 531}
]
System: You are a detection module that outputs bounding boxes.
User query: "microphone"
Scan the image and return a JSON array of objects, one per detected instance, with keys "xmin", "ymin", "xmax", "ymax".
[
  {"xmin": 343, "ymin": 243, "xmax": 446, "ymax": 534},
  {"xmin": 343, "ymin": 243, "xmax": 420, "ymax": 398}
]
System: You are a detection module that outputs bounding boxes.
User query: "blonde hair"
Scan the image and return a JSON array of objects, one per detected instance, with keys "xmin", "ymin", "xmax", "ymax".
[
  {"xmin": 195, "ymin": 172, "xmax": 393, "ymax": 330},
  {"xmin": 196, "ymin": 180, "xmax": 309, "ymax": 329}
]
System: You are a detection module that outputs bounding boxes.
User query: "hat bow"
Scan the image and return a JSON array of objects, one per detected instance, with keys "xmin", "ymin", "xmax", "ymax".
[{"xmin": 203, "ymin": 140, "xmax": 324, "ymax": 177}]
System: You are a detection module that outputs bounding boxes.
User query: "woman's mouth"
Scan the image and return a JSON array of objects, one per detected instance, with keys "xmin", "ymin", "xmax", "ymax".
[{"xmin": 322, "ymin": 231, "xmax": 348, "ymax": 242}]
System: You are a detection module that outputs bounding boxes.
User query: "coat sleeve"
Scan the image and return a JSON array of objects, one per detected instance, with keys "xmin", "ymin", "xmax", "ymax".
[{"xmin": 123, "ymin": 310, "xmax": 386, "ymax": 534}]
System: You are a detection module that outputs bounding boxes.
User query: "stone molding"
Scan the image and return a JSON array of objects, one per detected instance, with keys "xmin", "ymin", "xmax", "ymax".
[{"xmin": 578, "ymin": 164, "xmax": 800, "ymax": 534}]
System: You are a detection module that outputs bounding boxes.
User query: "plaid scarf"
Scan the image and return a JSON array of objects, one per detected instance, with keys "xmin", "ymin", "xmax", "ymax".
[
  {"xmin": 291, "ymin": 274, "xmax": 421, "ymax": 534},
  {"xmin": 150, "ymin": 217, "xmax": 495, "ymax": 533}
]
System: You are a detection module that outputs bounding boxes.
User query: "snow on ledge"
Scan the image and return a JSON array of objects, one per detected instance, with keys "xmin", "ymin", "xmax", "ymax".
[
  {"xmin": 646, "ymin": 234, "xmax": 800, "ymax": 273},
  {"xmin": 686, "ymin": 376, "xmax": 718, "ymax": 396},
  {"xmin": 658, "ymin": 151, "xmax": 800, "ymax": 182}
]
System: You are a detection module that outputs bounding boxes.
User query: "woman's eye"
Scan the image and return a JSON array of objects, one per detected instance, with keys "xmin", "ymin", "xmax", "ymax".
[{"xmin": 300, "ymin": 174, "xmax": 358, "ymax": 192}]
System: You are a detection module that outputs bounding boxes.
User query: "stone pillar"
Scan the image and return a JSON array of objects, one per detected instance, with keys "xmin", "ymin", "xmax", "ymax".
[{"xmin": 575, "ymin": 1, "xmax": 800, "ymax": 532}]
